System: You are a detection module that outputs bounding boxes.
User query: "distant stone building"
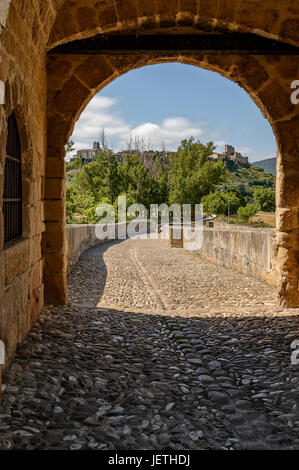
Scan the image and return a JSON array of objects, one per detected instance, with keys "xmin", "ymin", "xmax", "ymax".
[
  {"xmin": 210, "ymin": 144, "xmax": 249, "ymax": 165},
  {"xmin": 72, "ymin": 142, "xmax": 248, "ymax": 167},
  {"xmin": 113, "ymin": 150, "xmax": 132, "ymax": 164},
  {"xmin": 75, "ymin": 141, "xmax": 100, "ymax": 163},
  {"xmin": 114, "ymin": 149, "xmax": 174, "ymax": 166}
]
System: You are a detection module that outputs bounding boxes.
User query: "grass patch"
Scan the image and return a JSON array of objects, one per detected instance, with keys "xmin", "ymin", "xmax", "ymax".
[{"xmin": 214, "ymin": 214, "xmax": 273, "ymax": 228}]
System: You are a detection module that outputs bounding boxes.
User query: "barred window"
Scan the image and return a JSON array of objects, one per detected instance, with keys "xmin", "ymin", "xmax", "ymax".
[{"xmin": 3, "ymin": 113, "xmax": 22, "ymax": 243}]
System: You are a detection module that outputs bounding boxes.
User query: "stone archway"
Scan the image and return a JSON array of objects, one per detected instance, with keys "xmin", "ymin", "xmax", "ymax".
[
  {"xmin": 44, "ymin": 48, "xmax": 299, "ymax": 307},
  {"xmin": 40, "ymin": 1, "xmax": 299, "ymax": 309},
  {"xmin": 0, "ymin": 0, "xmax": 299, "ymax": 372},
  {"xmin": 47, "ymin": 0, "xmax": 299, "ymax": 49}
]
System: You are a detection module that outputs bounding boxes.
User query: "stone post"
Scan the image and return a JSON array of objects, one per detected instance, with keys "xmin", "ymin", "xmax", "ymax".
[
  {"xmin": 276, "ymin": 148, "xmax": 299, "ymax": 307},
  {"xmin": 275, "ymin": 113, "xmax": 299, "ymax": 307},
  {"xmin": 43, "ymin": 143, "xmax": 68, "ymax": 305}
]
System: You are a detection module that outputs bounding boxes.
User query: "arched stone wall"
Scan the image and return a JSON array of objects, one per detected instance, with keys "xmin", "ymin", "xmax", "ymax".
[
  {"xmin": 47, "ymin": 0, "xmax": 299, "ymax": 48},
  {"xmin": 0, "ymin": 0, "xmax": 298, "ymax": 370},
  {"xmin": 0, "ymin": 0, "xmax": 50, "ymax": 362},
  {"xmin": 43, "ymin": 0, "xmax": 299, "ymax": 308},
  {"xmin": 45, "ymin": 51, "xmax": 299, "ymax": 307}
]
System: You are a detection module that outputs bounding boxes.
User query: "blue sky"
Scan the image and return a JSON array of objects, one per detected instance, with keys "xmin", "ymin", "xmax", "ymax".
[{"xmin": 70, "ymin": 63, "xmax": 276, "ymax": 163}]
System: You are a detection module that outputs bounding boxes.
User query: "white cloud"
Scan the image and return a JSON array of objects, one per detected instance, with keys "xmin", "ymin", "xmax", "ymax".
[
  {"xmin": 70, "ymin": 94, "xmax": 205, "ymax": 153},
  {"xmin": 130, "ymin": 117, "xmax": 203, "ymax": 149},
  {"xmin": 69, "ymin": 94, "xmax": 275, "ymax": 163},
  {"xmin": 71, "ymin": 95, "xmax": 131, "ymax": 151}
]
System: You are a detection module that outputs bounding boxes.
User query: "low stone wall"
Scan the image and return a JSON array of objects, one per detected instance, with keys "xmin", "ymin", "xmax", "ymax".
[
  {"xmin": 66, "ymin": 225, "xmax": 100, "ymax": 275},
  {"xmin": 67, "ymin": 224, "xmax": 279, "ymax": 287},
  {"xmin": 196, "ymin": 225, "xmax": 279, "ymax": 286},
  {"xmin": 66, "ymin": 223, "xmax": 130, "ymax": 274}
]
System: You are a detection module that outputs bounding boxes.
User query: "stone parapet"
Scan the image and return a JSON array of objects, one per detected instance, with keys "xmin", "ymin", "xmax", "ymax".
[
  {"xmin": 66, "ymin": 223, "xmax": 129, "ymax": 274},
  {"xmin": 195, "ymin": 226, "xmax": 278, "ymax": 287}
]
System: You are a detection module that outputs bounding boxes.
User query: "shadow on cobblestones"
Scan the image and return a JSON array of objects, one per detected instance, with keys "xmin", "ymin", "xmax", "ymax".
[
  {"xmin": 0, "ymin": 239, "xmax": 298, "ymax": 450},
  {"xmin": 0, "ymin": 306, "xmax": 298, "ymax": 450}
]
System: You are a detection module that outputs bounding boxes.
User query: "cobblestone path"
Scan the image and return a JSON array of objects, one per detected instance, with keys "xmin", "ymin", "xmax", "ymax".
[{"xmin": 1, "ymin": 238, "xmax": 298, "ymax": 450}]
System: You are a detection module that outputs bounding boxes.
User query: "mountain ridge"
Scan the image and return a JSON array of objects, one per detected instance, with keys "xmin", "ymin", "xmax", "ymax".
[{"xmin": 252, "ymin": 157, "xmax": 276, "ymax": 175}]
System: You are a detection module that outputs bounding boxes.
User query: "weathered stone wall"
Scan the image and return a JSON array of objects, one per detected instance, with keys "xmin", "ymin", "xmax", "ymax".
[
  {"xmin": 196, "ymin": 226, "xmax": 279, "ymax": 287},
  {"xmin": 0, "ymin": 0, "xmax": 299, "ymax": 396},
  {"xmin": 66, "ymin": 224, "xmax": 104, "ymax": 275},
  {"xmin": 66, "ymin": 223, "xmax": 129, "ymax": 274},
  {"xmin": 0, "ymin": 1, "xmax": 51, "ymax": 372}
]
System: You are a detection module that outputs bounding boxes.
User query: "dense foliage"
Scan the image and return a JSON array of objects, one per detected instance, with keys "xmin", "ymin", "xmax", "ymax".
[
  {"xmin": 253, "ymin": 187, "xmax": 276, "ymax": 212},
  {"xmin": 201, "ymin": 190, "xmax": 242, "ymax": 216},
  {"xmin": 66, "ymin": 146, "xmax": 169, "ymax": 223},
  {"xmin": 66, "ymin": 138, "xmax": 276, "ymax": 224}
]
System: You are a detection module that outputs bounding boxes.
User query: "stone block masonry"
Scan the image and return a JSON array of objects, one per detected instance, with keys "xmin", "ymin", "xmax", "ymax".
[{"xmin": 1, "ymin": 0, "xmax": 299, "ymax": 402}]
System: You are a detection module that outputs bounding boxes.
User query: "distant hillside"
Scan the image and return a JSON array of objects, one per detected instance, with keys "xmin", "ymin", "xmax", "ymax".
[
  {"xmin": 253, "ymin": 157, "xmax": 276, "ymax": 175},
  {"xmin": 66, "ymin": 151, "xmax": 276, "ymax": 198},
  {"xmin": 216, "ymin": 159, "xmax": 276, "ymax": 201},
  {"xmin": 225, "ymin": 162, "xmax": 275, "ymax": 188}
]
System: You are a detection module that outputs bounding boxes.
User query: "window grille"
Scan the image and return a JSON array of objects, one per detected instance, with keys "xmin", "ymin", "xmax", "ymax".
[{"xmin": 3, "ymin": 113, "xmax": 22, "ymax": 243}]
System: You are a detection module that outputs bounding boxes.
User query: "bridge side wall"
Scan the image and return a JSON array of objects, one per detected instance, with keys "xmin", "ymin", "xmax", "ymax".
[
  {"xmin": 197, "ymin": 226, "xmax": 278, "ymax": 287},
  {"xmin": 66, "ymin": 225, "xmax": 102, "ymax": 275},
  {"xmin": 66, "ymin": 223, "xmax": 131, "ymax": 275},
  {"xmin": 66, "ymin": 224, "xmax": 279, "ymax": 289}
]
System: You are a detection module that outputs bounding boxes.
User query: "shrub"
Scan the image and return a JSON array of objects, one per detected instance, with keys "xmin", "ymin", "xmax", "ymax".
[
  {"xmin": 237, "ymin": 203, "xmax": 258, "ymax": 221},
  {"xmin": 202, "ymin": 190, "xmax": 241, "ymax": 216}
]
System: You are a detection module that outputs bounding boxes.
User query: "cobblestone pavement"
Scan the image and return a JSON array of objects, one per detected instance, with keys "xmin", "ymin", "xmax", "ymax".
[
  {"xmin": 1, "ymin": 238, "xmax": 299, "ymax": 450},
  {"xmin": 69, "ymin": 238, "xmax": 278, "ymax": 315}
]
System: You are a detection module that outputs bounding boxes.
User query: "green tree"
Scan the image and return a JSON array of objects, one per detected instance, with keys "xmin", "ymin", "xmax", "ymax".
[
  {"xmin": 73, "ymin": 147, "xmax": 119, "ymax": 203},
  {"xmin": 65, "ymin": 140, "xmax": 75, "ymax": 155},
  {"xmin": 254, "ymin": 187, "xmax": 276, "ymax": 212},
  {"xmin": 237, "ymin": 203, "xmax": 259, "ymax": 221},
  {"xmin": 169, "ymin": 138, "xmax": 226, "ymax": 209},
  {"xmin": 201, "ymin": 191, "xmax": 226, "ymax": 215},
  {"xmin": 68, "ymin": 157, "xmax": 83, "ymax": 170},
  {"xmin": 202, "ymin": 190, "xmax": 241, "ymax": 215},
  {"xmin": 118, "ymin": 153, "xmax": 163, "ymax": 209}
]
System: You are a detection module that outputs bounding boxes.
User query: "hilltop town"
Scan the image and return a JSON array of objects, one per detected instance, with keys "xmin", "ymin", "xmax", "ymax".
[
  {"xmin": 71, "ymin": 142, "xmax": 249, "ymax": 167},
  {"xmin": 73, "ymin": 141, "xmax": 174, "ymax": 167}
]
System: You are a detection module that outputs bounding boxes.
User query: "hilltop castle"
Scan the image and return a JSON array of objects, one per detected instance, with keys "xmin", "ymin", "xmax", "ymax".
[{"xmin": 209, "ymin": 144, "xmax": 249, "ymax": 165}]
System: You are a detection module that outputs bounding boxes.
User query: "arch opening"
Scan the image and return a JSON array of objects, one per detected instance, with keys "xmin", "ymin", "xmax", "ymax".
[
  {"xmin": 45, "ymin": 49, "xmax": 298, "ymax": 307},
  {"xmin": 61, "ymin": 62, "xmax": 280, "ymax": 315},
  {"xmin": 0, "ymin": 1, "xmax": 298, "ymax": 376}
]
